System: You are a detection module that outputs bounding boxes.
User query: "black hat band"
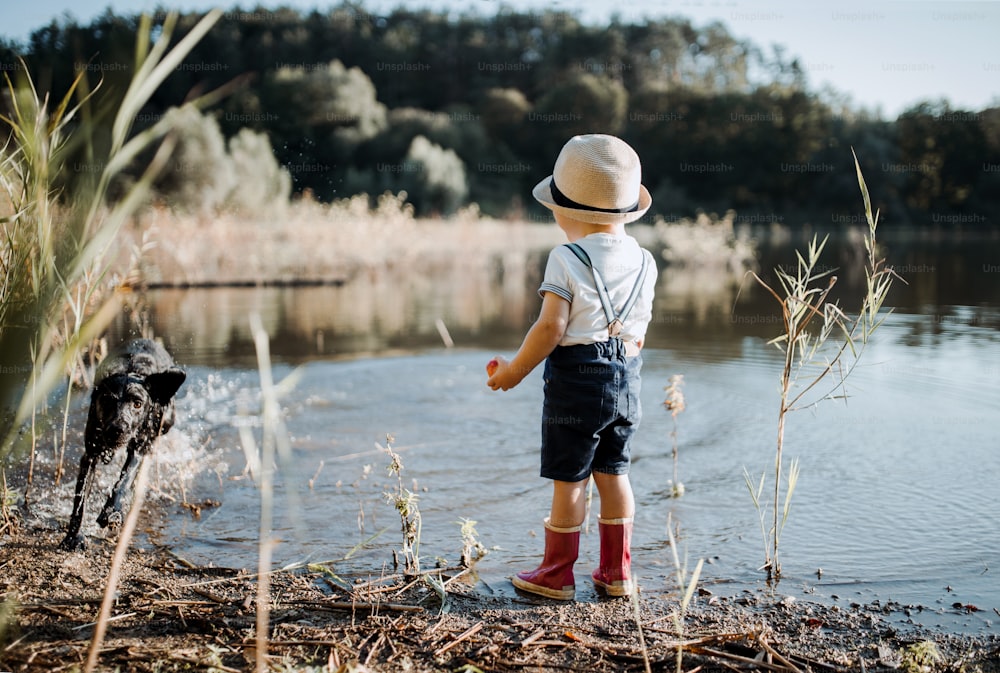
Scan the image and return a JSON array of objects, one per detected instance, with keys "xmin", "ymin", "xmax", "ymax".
[{"xmin": 550, "ymin": 178, "xmax": 640, "ymax": 214}]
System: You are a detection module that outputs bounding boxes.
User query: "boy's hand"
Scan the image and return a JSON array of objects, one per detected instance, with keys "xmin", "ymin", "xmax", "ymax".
[
  {"xmin": 487, "ymin": 291, "xmax": 568, "ymax": 392},
  {"xmin": 486, "ymin": 356, "xmax": 518, "ymax": 391}
]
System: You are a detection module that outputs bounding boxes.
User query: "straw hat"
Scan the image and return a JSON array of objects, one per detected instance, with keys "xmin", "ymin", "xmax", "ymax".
[{"xmin": 532, "ymin": 134, "xmax": 651, "ymax": 225}]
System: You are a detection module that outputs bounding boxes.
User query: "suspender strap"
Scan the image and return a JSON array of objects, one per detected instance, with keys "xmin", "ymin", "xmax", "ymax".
[
  {"xmin": 564, "ymin": 243, "xmax": 649, "ymax": 337},
  {"xmin": 564, "ymin": 243, "xmax": 615, "ymax": 327},
  {"xmin": 618, "ymin": 250, "xmax": 649, "ymax": 328}
]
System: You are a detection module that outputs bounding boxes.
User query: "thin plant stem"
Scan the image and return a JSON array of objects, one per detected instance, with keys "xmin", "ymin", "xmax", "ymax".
[
  {"xmin": 743, "ymin": 153, "xmax": 898, "ymax": 580},
  {"xmin": 666, "ymin": 513, "xmax": 703, "ymax": 673},
  {"xmin": 773, "ymin": 373, "xmax": 789, "ymax": 577},
  {"xmin": 248, "ymin": 312, "xmax": 275, "ymax": 673},
  {"xmin": 56, "ymin": 373, "xmax": 73, "ymax": 485},
  {"xmin": 663, "ymin": 374, "xmax": 686, "ymax": 497},
  {"xmin": 26, "ymin": 345, "xmax": 38, "ymax": 492},
  {"xmin": 629, "ymin": 577, "xmax": 652, "ymax": 673},
  {"xmin": 384, "ymin": 436, "xmax": 422, "ymax": 576},
  {"xmin": 84, "ymin": 457, "xmax": 151, "ymax": 673}
]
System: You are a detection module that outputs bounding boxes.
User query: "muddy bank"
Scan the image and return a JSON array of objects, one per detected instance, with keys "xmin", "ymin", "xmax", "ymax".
[{"xmin": 1, "ymin": 524, "xmax": 997, "ymax": 673}]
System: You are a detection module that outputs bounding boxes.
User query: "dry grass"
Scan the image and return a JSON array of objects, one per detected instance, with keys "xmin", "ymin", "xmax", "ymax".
[
  {"xmin": 127, "ymin": 193, "xmax": 565, "ymax": 287},
  {"xmin": 656, "ymin": 210, "xmax": 757, "ymax": 273}
]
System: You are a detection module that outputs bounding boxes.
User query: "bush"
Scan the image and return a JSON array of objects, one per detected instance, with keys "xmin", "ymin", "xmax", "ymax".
[
  {"xmin": 400, "ymin": 135, "xmax": 468, "ymax": 216},
  {"xmin": 224, "ymin": 128, "xmax": 292, "ymax": 217},
  {"xmin": 532, "ymin": 73, "xmax": 628, "ymax": 157},
  {"xmin": 479, "ymin": 87, "xmax": 531, "ymax": 148},
  {"xmin": 155, "ymin": 106, "xmax": 234, "ymax": 215},
  {"xmin": 656, "ymin": 211, "xmax": 756, "ymax": 273},
  {"xmin": 152, "ymin": 108, "xmax": 290, "ymax": 217},
  {"xmin": 267, "ymin": 59, "xmax": 388, "ymax": 140}
]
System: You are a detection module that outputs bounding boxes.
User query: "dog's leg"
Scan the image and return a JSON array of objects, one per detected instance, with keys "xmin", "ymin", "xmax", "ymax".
[
  {"xmin": 97, "ymin": 446, "xmax": 145, "ymax": 530},
  {"xmin": 59, "ymin": 451, "xmax": 97, "ymax": 551}
]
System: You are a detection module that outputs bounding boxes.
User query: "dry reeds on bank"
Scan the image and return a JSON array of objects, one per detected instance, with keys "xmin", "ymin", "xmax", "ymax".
[
  {"xmin": 656, "ymin": 210, "xmax": 757, "ymax": 273},
  {"xmin": 11, "ymin": 522, "xmax": 995, "ymax": 673},
  {"xmin": 128, "ymin": 193, "xmax": 565, "ymax": 288}
]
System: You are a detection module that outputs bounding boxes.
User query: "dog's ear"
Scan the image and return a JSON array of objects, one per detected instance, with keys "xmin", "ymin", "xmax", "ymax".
[{"xmin": 145, "ymin": 367, "xmax": 186, "ymax": 405}]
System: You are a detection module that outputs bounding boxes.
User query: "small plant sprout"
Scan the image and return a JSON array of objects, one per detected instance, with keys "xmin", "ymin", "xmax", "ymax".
[
  {"xmin": 742, "ymin": 151, "xmax": 901, "ymax": 581},
  {"xmin": 458, "ymin": 517, "xmax": 488, "ymax": 568},
  {"xmin": 663, "ymin": 374, "xmax": 686, "ymax": 497},
  {"xmin": 382, "ymin": 434, "xmax": 422, "ymax": 576},
  {"xmin": 900, "ymin": 640, "xmax": 943, "ymax": 673},
  {"xmin": 666, "ymin": 513, "xmax": 703, "ymax": 673}
]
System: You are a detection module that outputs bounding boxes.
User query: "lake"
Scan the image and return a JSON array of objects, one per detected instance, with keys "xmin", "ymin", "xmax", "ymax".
[{"xmin": 30, "ymin": 226, "xmax": 1000, "ymax": 634}]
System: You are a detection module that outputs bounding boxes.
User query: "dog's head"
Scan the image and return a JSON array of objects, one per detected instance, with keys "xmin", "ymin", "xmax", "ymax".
[{"xmin": 89, "ymin": 367, "xmax": 186, "ymax": 461}]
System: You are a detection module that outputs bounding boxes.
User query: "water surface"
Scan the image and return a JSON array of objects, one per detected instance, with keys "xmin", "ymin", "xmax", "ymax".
[{"xmin": 38, "ymin": 228, "xmax": 1000, "ymax": 634}]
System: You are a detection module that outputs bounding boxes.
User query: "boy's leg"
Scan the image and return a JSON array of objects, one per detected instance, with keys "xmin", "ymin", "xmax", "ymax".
[
  {"xmin": 592, "ymin": 472, "xmax": 635, "ymax": 596},
  {"xmin": 548, "ymin": 478, "xmax": 589, "ymax": 527},
  {"xmin": 513, "ymin": 478, "xmax": 588, "ymax": 600},
  {"xmin": 592, "ymin": 472, "xmax": 634, "ymax": 520}
]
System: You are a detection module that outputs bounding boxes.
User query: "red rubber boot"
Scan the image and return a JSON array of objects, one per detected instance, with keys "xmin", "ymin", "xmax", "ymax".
[
  {"xmin": 592, "ymin": 517, "xmax": 634, "ymax": 596},
  {"xmin": 512, "ymin": 518, "xmax": 580, "ymax": 600}
]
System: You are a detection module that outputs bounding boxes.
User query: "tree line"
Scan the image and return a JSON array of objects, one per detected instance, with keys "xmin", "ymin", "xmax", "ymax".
[{"xmin": 2, "ymin": 2, "xmax": 997, "ymax": 226}]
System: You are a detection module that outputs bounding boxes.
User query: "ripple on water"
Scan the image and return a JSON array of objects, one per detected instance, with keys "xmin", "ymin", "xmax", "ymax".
[{"xmin": 17, "ymin": 310, "xmax": 995, "ymax": 634}]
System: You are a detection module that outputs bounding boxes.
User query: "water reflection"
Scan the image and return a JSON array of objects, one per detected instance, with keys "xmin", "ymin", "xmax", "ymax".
[
  {"xmin": 120, "ymin": 248, "xmax": 550, "ymax": 365},
  {"xmin": 112, "ymin": 228, "xmax": 1000, "ymax": 365}
]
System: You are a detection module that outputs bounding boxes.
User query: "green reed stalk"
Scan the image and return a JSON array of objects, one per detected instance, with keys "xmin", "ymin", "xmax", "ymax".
[{"xmin": 745, "ymin": 151, "xmax": 899, "ymax": 580}]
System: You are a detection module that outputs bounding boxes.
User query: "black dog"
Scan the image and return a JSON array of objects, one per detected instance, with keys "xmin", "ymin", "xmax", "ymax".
[{"xmin": 59, "ymin": 339, "xmax": 186, "ymax": 551}]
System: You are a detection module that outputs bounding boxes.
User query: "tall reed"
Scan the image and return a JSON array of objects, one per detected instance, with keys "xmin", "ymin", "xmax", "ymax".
[
  {"xmin": 236, "ymin": 314, "xmax": 304, "ymax": 672},
  {"xmin": 744, "ymin": 152, "xmax": 899, "ymax": 580},
  {"xmin": 0, "ymin": 10, "xmax": 223, "ymax": 468}
]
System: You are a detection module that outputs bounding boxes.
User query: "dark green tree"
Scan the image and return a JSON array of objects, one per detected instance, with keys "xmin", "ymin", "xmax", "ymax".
[
  {"xmin": 896, "ymin": 101, "xmax": 988, "ymax": 216},
  {"xmin": 531, "ymin": 72, "xmax": 628, "ymax": 160}
]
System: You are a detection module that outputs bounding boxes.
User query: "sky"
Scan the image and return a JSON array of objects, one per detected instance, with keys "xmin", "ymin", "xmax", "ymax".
[{"xmin": 4, "ymin": 0, "xmax": 999, "ymax": 119}]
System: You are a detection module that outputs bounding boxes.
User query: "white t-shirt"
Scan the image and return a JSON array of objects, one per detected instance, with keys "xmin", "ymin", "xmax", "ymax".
[{"xmin": 538, "ymin": 232, "xmax": 657, "ymax": 346}]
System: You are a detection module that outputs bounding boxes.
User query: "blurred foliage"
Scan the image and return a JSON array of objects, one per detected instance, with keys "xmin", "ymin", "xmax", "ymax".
[
  {"xmin": 152, "ymin": 106, "xmax": 290, "ymax": 216},
  {"xmin": 1, "ymin": 2, "xmax": 997, "ymax": 223}
]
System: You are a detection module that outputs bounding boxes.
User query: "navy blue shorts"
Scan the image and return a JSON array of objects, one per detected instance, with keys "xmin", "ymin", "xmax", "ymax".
[{"xmin": 540, "ymin": 340, "xmax": 643, "ymax": 482}]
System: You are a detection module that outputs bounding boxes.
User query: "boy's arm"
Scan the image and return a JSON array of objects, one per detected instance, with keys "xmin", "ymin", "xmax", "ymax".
[{"xmin": 488, "ymin": 291, "xmax": 569, "ymax": 391}]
